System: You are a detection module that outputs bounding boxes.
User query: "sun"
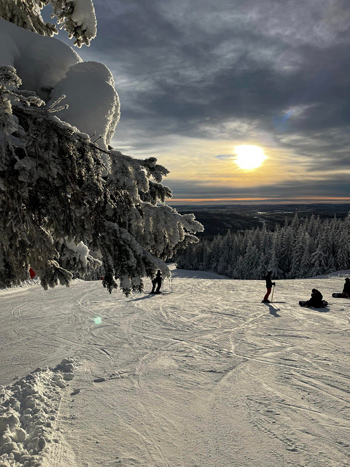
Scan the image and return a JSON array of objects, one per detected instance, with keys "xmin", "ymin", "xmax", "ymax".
[{"xmin": 234, "ymin": 145, "xmax": 267, "ymax": 170}]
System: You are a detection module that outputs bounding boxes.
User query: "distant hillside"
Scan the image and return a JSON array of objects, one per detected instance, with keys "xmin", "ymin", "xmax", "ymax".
[{"xmin": 175, "ymin": 203, "xmax": 350, "ymax": 239}]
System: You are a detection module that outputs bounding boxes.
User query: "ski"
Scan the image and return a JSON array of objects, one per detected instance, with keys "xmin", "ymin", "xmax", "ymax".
[
  {"xmin": 299, "ymin": 300, "xmax": 328, "ymax": 308},
  {"xmin": 332, "ymin": 293, "xmax": 350, "ymax": 298}
]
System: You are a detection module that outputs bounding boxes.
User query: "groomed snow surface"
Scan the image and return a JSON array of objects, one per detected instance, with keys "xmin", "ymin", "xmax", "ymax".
[{"xmin": 1, "ymin": 266, "xmax": 349, "ymax": 466}]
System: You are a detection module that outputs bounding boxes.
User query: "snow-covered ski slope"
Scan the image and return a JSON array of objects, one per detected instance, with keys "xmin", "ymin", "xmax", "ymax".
[{"xmin": 1, "ymin": 265, "xmax": 350, "ymax": 467}]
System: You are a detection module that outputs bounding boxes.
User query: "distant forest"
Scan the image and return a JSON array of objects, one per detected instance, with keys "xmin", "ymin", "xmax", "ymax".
[{"xmin": 176, "ymin": 214, "xmax": 350, "ymax": 279}]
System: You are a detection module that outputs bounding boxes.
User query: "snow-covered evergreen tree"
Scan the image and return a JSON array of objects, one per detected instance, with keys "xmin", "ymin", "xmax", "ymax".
[
  {"xmin": 201, "ymin": 241, "xmax": 212, "ymax": 270},
  {"xmin": 310, "ymin": 231, "xmax": 330, "ymax": 276},
  {"xmin": 232, "ymin": 255, "xmax": 245, "ymax": 279},
  {"xmin": 210, "ymin": 235, "xmax": 223, "ymax": 272},
  {"xmin": 299, "ymin": 232, "xmax": 312, "ymax": 277},
  {"xmin": 242, "ymin": 240, "xmax": 259, "ymax": 279},
  {"xmin": 0, "ymin": 2, "xmax": 204, "ymax": 294},
  {"xmin": 217, "ymin": 232, "xmax": 232, "ymax": 275},
  {"xmin": 256, "ymin": 251, "xmax": 268, "ymax": 279},
  {"xmin": 176, "ymin": 213, "xmax": 350, "ymax": 280},
  {"xmin": 267, "ymin": 232, "xmax": 283, "ymax": 279},
  {"xmin": 336, "ymin": 213, "xmax": 350, "ymax": 270},
  {"xmin": 289, "ymin": 230, "xmax": 308, "ymax": 278},
  {"xmin": 279, "ymin": 225, "xmax": 294, "ymax": 276}
]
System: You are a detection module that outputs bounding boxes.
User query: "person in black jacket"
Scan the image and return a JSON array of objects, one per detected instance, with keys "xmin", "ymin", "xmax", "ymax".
[
  {"xmin": 151, "ymin": 270, "xmax": 162, "ymax": 294},
  {"xmin": 262, "ymin": 270, "xmax": 275, "ymax": 303},
  {"xmin": 342, "ymin": 278, "xmax": 350, "ymax": 297},
  {"xmin": 306, "ymin": 289, "xmax": 323, "ymax": 308}
]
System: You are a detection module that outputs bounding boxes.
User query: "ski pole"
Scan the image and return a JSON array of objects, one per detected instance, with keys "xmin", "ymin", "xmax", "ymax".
[{"xmin": 271, "ymin": 284, "xmax": 275, "ymax": 302}]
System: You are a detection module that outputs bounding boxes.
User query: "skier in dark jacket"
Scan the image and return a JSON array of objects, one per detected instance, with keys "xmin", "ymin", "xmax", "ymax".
[
  {"xmin": 151, "ymin": 270, "xmax": 162, "ymax": 294},
  {"xmin": 306, "ymin": 289, "xmax": 323, "ymax": 308},
  {"xmin": 262, "ymin": 270, "xmax": 275, "ymax": 303},
  {"xmin": 342, "ymin": 278, "xmax": 350, "ymax": 297}
]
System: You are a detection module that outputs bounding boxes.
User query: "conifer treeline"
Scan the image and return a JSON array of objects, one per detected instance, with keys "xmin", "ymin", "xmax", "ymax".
[{"xmin": 176, "ymin": 214, "xmax": 350, "ymax": 279}]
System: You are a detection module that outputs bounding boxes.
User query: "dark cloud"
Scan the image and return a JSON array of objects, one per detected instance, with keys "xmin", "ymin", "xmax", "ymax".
[{"xmin": 47, "ymin": 0, "xmax": 350, "ymax": 197}]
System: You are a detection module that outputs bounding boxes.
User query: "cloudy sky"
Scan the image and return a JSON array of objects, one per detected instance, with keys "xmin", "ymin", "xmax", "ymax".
[{"xmin": 54, "ymin": 0, "xmax": 350, "ymax": 203}]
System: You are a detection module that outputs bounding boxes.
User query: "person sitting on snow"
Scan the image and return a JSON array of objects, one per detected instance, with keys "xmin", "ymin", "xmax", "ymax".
[
  {"xmin": 342, "ymin": 278, "xmax": 350, "ymax": 297},
  {"xmin": 306, "ymin": 289, "xmax": 323, "ymax": 308},
  {"xmin": 151, "ymin": 270, "xmax": 162, "ymax": 294},
  {"xmin": 262, "ymin": 270, "xmax": 276, "ymax": 303}
]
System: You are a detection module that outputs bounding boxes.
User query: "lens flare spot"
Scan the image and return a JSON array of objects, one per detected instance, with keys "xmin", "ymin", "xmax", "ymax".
[
  {"xmin": 234, "ymin": 145, "xmax": 267, "ymax": 170},
  {"xmin": 94, "ymin": 317, "xmax": 102, "ymax": 325}
]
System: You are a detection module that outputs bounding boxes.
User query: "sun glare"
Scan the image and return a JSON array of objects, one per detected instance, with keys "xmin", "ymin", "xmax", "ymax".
[{"xmin": 234, "ymin": 145, "xmax": 267, "ymax": 170}]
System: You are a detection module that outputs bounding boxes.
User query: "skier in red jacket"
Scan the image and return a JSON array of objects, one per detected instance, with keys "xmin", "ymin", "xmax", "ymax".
[{"xmin": 29, "ymin": 267, "xmax": 36, "ymax": 279}]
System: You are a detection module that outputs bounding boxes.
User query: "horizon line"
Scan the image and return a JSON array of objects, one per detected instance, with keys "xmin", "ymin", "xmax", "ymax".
[{"xmin": 167, "ymin": 197, "xmax": 350, "ymax": 203}]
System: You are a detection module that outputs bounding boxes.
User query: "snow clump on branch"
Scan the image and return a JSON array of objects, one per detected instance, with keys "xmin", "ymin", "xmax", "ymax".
[{"xmin": 0, "ymin": 0, "xmax": 97, "ymax": 46}]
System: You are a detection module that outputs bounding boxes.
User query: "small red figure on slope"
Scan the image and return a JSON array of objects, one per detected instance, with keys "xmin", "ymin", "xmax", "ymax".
[{"xmin": 29, "ymin": 267, "xmax": 36, "ymax": 279}]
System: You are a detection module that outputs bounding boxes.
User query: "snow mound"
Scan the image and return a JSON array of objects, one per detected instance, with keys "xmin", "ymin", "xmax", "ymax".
[
  {"xmin": 0, "ymin": 18, "xmax": 120, "ymax": 149},
  {"xmin": 0, "ymin": 358, "xmax": 75, "ymax": 467},
  {"xmin": 0, "ymin": 18, "xmax": 81, "ymax": 100},
  {"xmin": 48, "ymin": 61, "xmax": 120, "ymax": 150}
]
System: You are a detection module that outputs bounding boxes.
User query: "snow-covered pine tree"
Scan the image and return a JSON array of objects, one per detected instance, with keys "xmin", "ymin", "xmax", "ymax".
[
  {"xmin": 289, "ymin": 229, "xmax": 308, "ymax": 278},
  {"xmin": 267, "ymin": 233, "xmax": 283, "ymax": 279},
  {"xmin": 229, "ymin": 234, "xmax": 242, "ymax": 273},
  {"xmin": 217, "ymin": 232, "xmax": 232, "ymax": 276},
  {"xmin": 336, "ymin": 213, "xmax": 350, "ymax": 270},
  {"xmin": 310, "ymin": 230, "xmax": 331, "ymax": 276},
  {"xmin": 299, "ymin": 232, "xmax": 312, "ymax": 277},
  {"xmin": 232, "ymin": 255, "xmax": 244, "ymax": 279},
  {"xmin": 210, "ymin": 235, "xmax": 223, "ymax": 273},
  {"xmin": 279, "ymin": 224, "xmax": 294, "ymax": 276},
  {"xmin": 176, "ymin": 212, "xmax": 350, "ymax": 280},
  {"xmin": 307, "ymin": 214, "xmax": 321, "ymax": 239},
  {"xmin": 256, "ymin": 251, "xmax": 268, "ymax": 279},
  {"xmin": 0, "ymin": 2, "xmax": 204, "ymax": 294},
  {"xmin": 242, "ymin": 240, "xmax": 259, "ymax": 279},
  {"xmin": 259, "ymin": 223, "xmax": 269, "ymax": 254},
  {"xmin": 200, "ymin": 240, "xmax": 212, "ymax": 270},
  {"xmin": 325, "ymin": 218, "xmax": 337, "ymax": 271},
  {"xmin": 290, "ymin": 212, "xmax": 300, "ymax": 233}
]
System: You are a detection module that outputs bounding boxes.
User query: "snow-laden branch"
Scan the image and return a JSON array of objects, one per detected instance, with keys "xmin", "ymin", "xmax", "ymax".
[
  {"xmin": 0, "ymin": 0, "xmax": 97, "ymax": 46},
  {"xmin": 0, "ymin": 68, "xmax": 203, "ymax": 294}
]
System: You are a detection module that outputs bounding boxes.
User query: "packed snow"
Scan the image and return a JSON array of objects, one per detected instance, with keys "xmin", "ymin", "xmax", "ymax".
[
  {"xmin": 0, "ymin": 358, "xmax": 75, "ymax": 467},
  {"xmin": 1, "ymin": 266, "xmax": 349, "ymax": 466}
]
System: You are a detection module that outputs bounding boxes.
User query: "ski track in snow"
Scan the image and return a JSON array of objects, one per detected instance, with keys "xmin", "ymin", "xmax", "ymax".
[{"xmin": 1, "ymin": 267, "xmax": 350, "ymax": 466}]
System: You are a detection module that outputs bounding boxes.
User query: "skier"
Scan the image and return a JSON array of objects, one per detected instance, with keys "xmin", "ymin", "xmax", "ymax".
[
  {"xmin": 306, "ymin": 288, "xmax": 324, "ymax": 308},
  {"xmin": 342, "ymin": 278, "xmax": 350, "ymax": 297},
  {"xmin": 151, "ymin": 270, "xmax": 162, "ymax": 294},
  {"xmin": 262, "ymin": 270, "xmax": 275, "ymax": 303}
]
